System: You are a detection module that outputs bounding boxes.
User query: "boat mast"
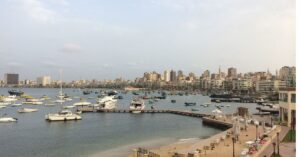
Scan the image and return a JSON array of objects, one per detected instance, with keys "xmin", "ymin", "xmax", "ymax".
[{"xmin": 60, "ymin": 69, "xmax": 63, "ymax": 106}]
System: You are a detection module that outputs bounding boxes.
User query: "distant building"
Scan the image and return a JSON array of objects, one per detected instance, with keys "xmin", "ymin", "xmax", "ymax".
[
  {"xmin": 37, "ymin": 76, "xmax": 52, "ymax": 86},
  {"xmin": 279, "ymin": 88, "xmax": 296, "ymax": 127},
  {"xmin": 228, "ymin": 67, "xmax": 237, "ymax": 78},
  {"xmin": 4, "ymin": 73, "xmax": 19, "ymax": 85},
  {"xmin": 202, "ymin": 70, "xmax": 210, "ymax": 78},
  {"xmin": 279, "ymin": 66, "xmax": 296, "ymax": 87},
  {"xmin": 256, "ymin": 80, "xmax": 286, "ymax": 92},
  {"xmin": 170, "ymin": 70, "xmax": 177, "ymax": 82},
  {"xmin": 164, "ymin": 70, "xmax": 171, "ymax": 82}
]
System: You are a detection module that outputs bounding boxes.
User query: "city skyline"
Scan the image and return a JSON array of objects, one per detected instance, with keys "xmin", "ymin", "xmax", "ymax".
[{"xmin": 0, "ymin": 0, "xmax": 295, "ymax": 80}]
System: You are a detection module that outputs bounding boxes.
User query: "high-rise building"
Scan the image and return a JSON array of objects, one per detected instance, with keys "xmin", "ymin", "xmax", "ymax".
[
  {"xmin": 228, "ymin": 67, "xmax": 237, "ymax": 78},
  {"xmin": 202, "ymin": 70, "xmax": 210, "ymax": 78},
  {"xmin": 279, "ymin": 66, "xmax": 296, "ymax": 87},
  {"xmin": 164, "ymin": 70, "xmax": 171, "ymax": 82},
  {"xmin": 37, "ymin": 76, "xmax": 52, "ymax": 86},
  {"xmin": 4, "ymin": 73, "xmax": 19, "ymax": 85},
  {"xmin": 170, "ymin": 70, "xmax": 177, "ymax": 82}
]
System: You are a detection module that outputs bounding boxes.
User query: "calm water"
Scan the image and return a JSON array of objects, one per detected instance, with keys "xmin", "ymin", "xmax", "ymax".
[{"xmin": 0, "ymin": 88, "xmax": 259, "ymax": 157}]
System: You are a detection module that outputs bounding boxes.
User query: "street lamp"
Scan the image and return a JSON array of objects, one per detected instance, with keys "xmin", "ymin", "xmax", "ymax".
[
  {"xmin": 256, "ymin": 124, "xmax": 258, "ymax": 141},
  {"xmin": 273, "ymin": 142, "xmax": 276, "ymax": 157},
  {"xmin": 232, "ymin": 137, "xmax": 235, "ymax": 157},
  {"xmin": 277, "ymin": 132, "xmax": 280, "ymax": 155}
]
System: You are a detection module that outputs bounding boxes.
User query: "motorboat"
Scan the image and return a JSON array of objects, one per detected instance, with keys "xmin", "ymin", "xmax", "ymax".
[
  {"xmin": 8, "ymin": 89, "xmax": 24, "ymax": 96},
  {"xmin": 0, "ymin": 116, "xmax": 18, "ymax": 123},
  {"xmin": 129, "ymin": 98, "xmax": 145, "ymax": 113},
  {"xmin": 63, "ymin": 105, "xmax": 75, "ymax": 109},
  {"xmin": 45, "ymin": 110, "xmax": 81, "ymax": 121},
  {"xmin": 22, "ymin": 98, "xmax": 43, "ymax": 105},
  {"xmin": 18, "ymin": 108, "xmax": 38, "ymax": 113},
  {"xmin": 1, "ymin": 95, "xmax": 18, "ymax": 103},
  {"xmin": 40, "ymin": 95, "xmax": 51, "ymax": 101},
  {"xmin": 98, "ymin": 96, "xmax": 117, "ymax": 110}
]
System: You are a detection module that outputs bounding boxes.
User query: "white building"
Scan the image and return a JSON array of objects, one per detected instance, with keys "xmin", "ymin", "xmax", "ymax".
[
  {"xmin": 37, "ymin": 76, "xmax": 51, "ymax": 86},
  {"xmin": 164, "ymin": 70, "xmax": 171, "ymax": 82},
  {"xmin": 232, "ymin": 79, "xmax": 253, "ymax": 90},
  {"xmin": 279, "ymin": 88, "xmax": 296, "ymax": 127}
]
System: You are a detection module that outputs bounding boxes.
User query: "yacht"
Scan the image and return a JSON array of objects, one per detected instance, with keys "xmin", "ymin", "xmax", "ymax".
[
  {"xmin": 18, "ymin": 108, "xmax": 38, "ymax": 113},
  {"xmin": 98, "ymin": 96, "xmax": 117, "ymax": 110},
  {"xmin": 45, "ymin": 70, "xmax": 82, "ymax": 122},
  {"xmin": 129, "ymin": 98, "xmax": 145, "ymax": 113},
  {"xmin": 45, "ymin": 110, "xmax": 81, "ymax": 121}
]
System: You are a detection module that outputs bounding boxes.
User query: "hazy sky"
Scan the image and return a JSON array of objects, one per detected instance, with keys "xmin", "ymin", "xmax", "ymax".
[{"xmin": 0, "ymin": 0, "xmax": 295, "ymax": 81}]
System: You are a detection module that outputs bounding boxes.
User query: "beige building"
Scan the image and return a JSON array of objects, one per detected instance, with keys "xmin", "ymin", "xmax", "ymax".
[
  {"xmin": 278, "ymin": 88, "xmax": 296, "ymax": 127},
  {"xmin": 36, "ymin": 76, "xmax": 51, "ymax": 86},
  {"xmin": 255, "ymin": 80, "xmax": 286, "ymax": 92}
]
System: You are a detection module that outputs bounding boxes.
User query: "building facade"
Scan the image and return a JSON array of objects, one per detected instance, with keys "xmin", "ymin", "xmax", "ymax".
[
  {"xmin": 279, "ymin": 88, "xmax": 296, "ymax": 127},
  {"xmin": 4, "ymin": 73, "xmax": 19, "ymax": 85}
]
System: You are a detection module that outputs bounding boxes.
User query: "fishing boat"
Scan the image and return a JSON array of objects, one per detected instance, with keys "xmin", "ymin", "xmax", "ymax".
[
  {"xmin": 45, "ymin": 70, "xmax": 81, "ymax": 122},
  {"xmin": 8, "ymin": 89, "xmax": 24, "ymax": 96},
  {"xmin": 18, "ymin": 108, "xmax": 38, "ymax": 113},
  {"xmin": 185, "ymin": 102, "xmax": 196, "ymax": 106},
  {"xmin": 129, "ymin": 98, "xmax": 145, "ymax": 113}
]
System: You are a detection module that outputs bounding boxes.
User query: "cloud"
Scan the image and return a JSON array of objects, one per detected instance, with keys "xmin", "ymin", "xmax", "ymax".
[
  {"xmin": 20, "ymin": 0, "xmax": 57, "ymax": 23},
  {"xmin": 62, "ymin": 43, "xmax": 82, "ymax": 53},
  {"xmin": 7, "ymin": 62, "xmax": 23, "ymax": 67}
]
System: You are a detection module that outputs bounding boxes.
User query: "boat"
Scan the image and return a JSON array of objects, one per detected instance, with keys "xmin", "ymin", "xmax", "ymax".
[
  {"xmin": 63, "ymin": 105, "xmax": 75, "ymax": 109},
  {"xmin": 0, "ymin": 102, "xmax": 10, "ymax": 106},
  {"xmin": 129, "ymin": 98, "xmax": 145, "ymax": 113},
  {"xmin": 45, "ymin": 103, "xmax": 55, "ymax": 107},
  {"xmin": 0, "ymin": 116, "xmax": 17, "ymax": 122},
  {"xmin": 73, "ymin": 101, "xmax": 92, "ymax": 107},
  {"xmin": 45, "ymin": 110, "xmax": 81, "ymax": 121},
  {"xmin": 185, "ymin": 102, "xmax": 196, "ymax": 106},
  {"xmin": 98, "ymin": 96, "xmax": 117, "ymax": 110},
  {"xmin": 215, "ymin": 100, "xmax": 221, "ymax": 103},
  {"xmin": 191, "ymin": 108, "xmax": 199, "ymax": 111},
  {"xmin": 1, "ymin": 95, "xmax": 18, "ymax": 103},
  {"xmin": 0, "ymin": 106, "xmax": 6, "ymax": 109},
  {"xmin": 40, "ymin": 95, "xmax": 51, "ymax": 101},
  {"xmin": 18, "ymin": 108, "xmax": 38, "ymax": 113},
  {"xmin": 226, "ymin": 105, "xmax": 231, "ymax": 107},
  {"xmin": 83, "ymin": 90, "xmax": 92, "ymax": 95},
  {"xmin": 11, "ymin": 103, "xmax": 22, "ymax": 107},
  {"xmin": 171, "ymin": 100, "xmax": 176, "ymax": 103},
  {"xmin": 22, "ymin": 98, "xmax": 43, "ymax": 105},
  {"xmin": 107, "ymin": 90, "xmax": 118, "ymax": 96},
  {"xmin": 8, "ymin": 89, "xmax": 24, "ymax": 96},
  {"xmin": 45, "ymin": 70, "xmax": 82, "ymax": 122}
]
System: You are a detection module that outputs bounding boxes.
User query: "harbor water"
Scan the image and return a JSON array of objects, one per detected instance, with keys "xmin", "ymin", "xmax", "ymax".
[{"xmin": 0, "ymin": 88, "xmax": 260, "ymax": 157}]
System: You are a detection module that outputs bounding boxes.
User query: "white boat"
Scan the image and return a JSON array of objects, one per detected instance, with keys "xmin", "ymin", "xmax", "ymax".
[
  {"xmin": 2, "ymin": 95, "xmax": 18, "ymax": 103},
  {"xmin": 0, "ymin": 116, "xmax": 17, "ymax": 123},
  {"xmin": 11, "ymin": 103, "xmax": 22, "ymax": 107},
  {"xmin": 45, "ymin": 103, "xmax": 55, "ymax": 106},
  {"xmin": 18, "ymin": 108, "xmax": 38, "ymax": 113},
  {"xmin": 45, "ymin": 110, "xmax": 81, "ymax": 121},
  {"xmin": 73, "ymin": 101, "xmax": 92, "ymax": 106},
  {"xmin": 54, "ymin": 99, "xmax": 65, "ymax": 103},
  {"xmin": 129, "ymin": 98, "xmax": 145, "ymax": 113},
  {"xmin": 23, "ymin": 98, "xmax": 43, "ymax": 105},
  {"xmin": 0, "ymin": 102, "xmax": 10, "ymax": 106},
  {"xmin": 45, "ymin": 70, "xmax": 82, "ymax": 122},
  {"xmin": 63, "ymin": 105, "xmax": 75, "ymax": 109},
  {"xmin": 98, "ymin": 96, "xmax": 117, "ymax": 110}
]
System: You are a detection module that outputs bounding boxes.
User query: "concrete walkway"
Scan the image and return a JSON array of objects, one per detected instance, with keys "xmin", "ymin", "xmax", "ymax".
[
  {"xmin": 259, "ymin": 126, "xmax": 290, "ymax": 157},
  {"xmin": 279, "ymin": 142, "xmax": 296, "ymax": 157}
]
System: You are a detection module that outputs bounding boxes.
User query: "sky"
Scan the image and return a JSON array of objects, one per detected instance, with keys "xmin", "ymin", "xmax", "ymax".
[{"xmin": 0, "ymin": 0, "xmax": 296, "ymax": 81}]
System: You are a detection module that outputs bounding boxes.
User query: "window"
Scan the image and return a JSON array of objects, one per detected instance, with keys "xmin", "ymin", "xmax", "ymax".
[
  {"xmin": 279, "ymin": 93, "xmax": 288, "ymax": 102},
  {"xmin": 291, "ymin": 94, "xmax": 296, "ymax": 103}
]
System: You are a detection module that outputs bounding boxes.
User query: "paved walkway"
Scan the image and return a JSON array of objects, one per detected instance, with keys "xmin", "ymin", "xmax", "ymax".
[
  {"xmin": 279, "ymin": 143, "xmax": 296, "ymax": 157},
  {"xmin": 259, "ymin": 126, "xmax": 290, "ymax": 157}
]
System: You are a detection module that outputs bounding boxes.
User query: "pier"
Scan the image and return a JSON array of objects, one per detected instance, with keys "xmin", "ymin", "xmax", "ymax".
[{"xmin": 77, "ymin": 107, "xmax": 209, "ymax": 118}]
